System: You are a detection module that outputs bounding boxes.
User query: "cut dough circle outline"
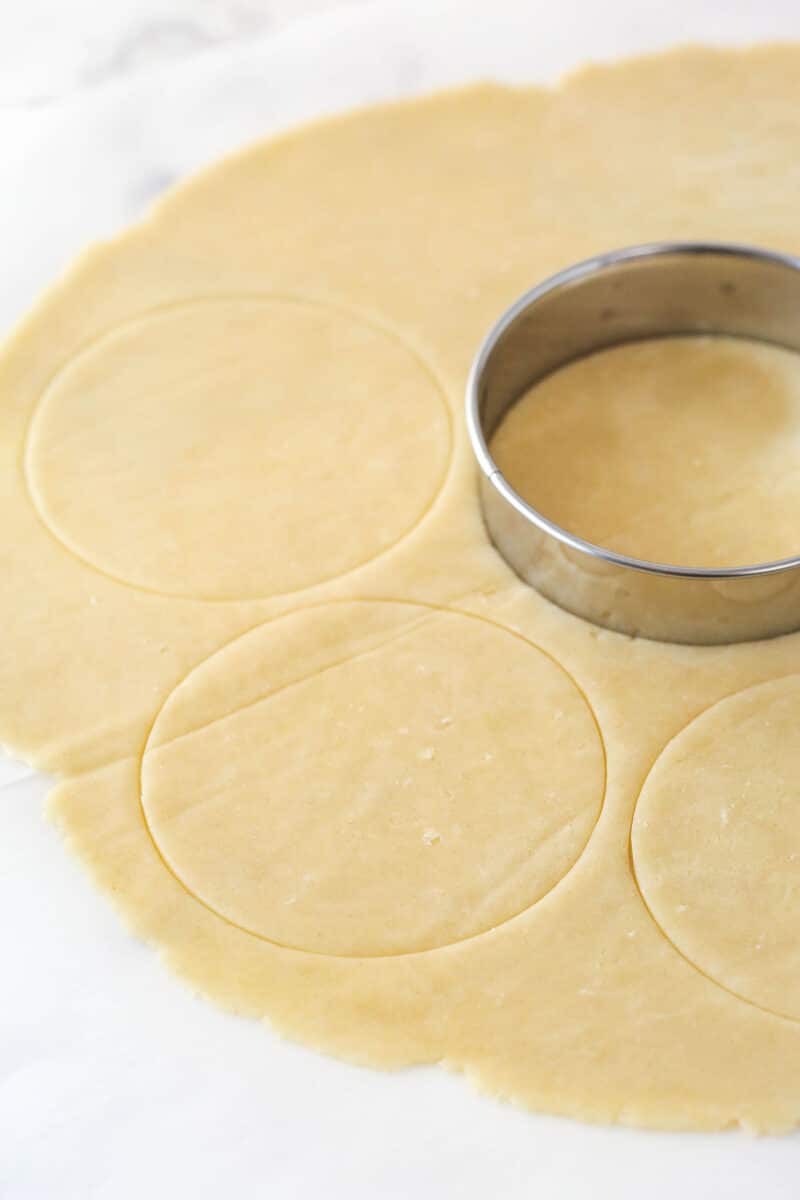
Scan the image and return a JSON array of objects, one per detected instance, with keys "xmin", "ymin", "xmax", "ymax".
[
  {"xmin": 630, "ymin": 674, "xmax": 800, "ymax": 1025},
  {"xmin": 22, "ymin": 293, "xmax": 454, "ymax": 603},
  {"xmin": 137, "ymin": 599, "xmax": 608, "ymax": 959}
]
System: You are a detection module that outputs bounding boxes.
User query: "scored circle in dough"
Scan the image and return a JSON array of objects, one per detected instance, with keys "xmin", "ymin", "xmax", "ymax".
[
  {"xmin": 25, "ymin": 298, "xmax": 450, "ymax": 600},
  {"xmin": 632, "ymin": 675, "xmax": 800, "ymax": 1021},
  {"xmin": 141, "ymin": 601, "xmax": 605, "ymax": 957}
]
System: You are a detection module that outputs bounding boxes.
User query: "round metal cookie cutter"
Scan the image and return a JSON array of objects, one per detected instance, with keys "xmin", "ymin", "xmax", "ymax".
[{"xmin": 466, "ymin": 241, "xmax": 800, "ymax": 645}]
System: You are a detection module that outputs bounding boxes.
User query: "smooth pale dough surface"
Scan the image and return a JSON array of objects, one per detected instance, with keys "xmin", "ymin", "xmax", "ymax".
[
  {"xmin": 4, "ymin": 45, "xmax": 800, "ymax": 1133},
  {"xmin": 492, "ymin": 336, "xmax": 800, "ymax": 568},
  {"xmin": 632, "ymin": 675, "xmax": 800, "ymax": 1022},
  {"xmin": 142, "ymin": 602, "xmax": 604, "ymax": 956},
  {"xmin": 26, "ymin": 298, "xmax": 450, "ymax": 599}
]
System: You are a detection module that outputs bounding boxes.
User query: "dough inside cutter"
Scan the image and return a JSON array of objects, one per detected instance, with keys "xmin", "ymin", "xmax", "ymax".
[{"xmin": 491, "ymin": 334, "xmax": 800, "ymax": 568}]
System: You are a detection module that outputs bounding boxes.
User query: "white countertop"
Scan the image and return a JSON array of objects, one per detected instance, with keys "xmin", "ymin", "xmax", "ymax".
[
  {"xmin": 0, "ymin": 0, "xmax": 371, "ymax": 108},
  {"xmin": 3, "ymin": 2, "xmax": 800, "ymax": 1196}
]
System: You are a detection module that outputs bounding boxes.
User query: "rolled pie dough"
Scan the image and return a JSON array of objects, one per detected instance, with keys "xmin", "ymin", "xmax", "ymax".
[{"xmin": 3, "ymin": 45, "xmax": 800, "ymax": 1132}]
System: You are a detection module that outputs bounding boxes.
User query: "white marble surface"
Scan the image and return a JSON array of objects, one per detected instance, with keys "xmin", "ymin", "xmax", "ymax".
[
  {"xmin": 0, "ymin": 0, "xmax": 371, "ymax": 108},
  {"xmin": 4, "ymin": 2, "xmax": 800, "ymax": 1197}
]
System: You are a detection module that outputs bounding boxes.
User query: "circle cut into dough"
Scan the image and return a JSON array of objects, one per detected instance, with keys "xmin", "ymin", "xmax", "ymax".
[
  {"xmin": 141, "ymin": 602, "xmax": 605, "ymax": 957},
  {"xmin": 26, "ymin": 297, "xmax": 451, "ymax": 600},
  {"xmin": 632, "ymin": 675, "xmax": 800, "ymax": 1020}
]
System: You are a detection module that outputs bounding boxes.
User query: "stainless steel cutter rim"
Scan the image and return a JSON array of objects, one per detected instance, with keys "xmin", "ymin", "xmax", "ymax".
[{"xmin": 466, "ymin": 240, "xmax": 800, "ymax": 587}]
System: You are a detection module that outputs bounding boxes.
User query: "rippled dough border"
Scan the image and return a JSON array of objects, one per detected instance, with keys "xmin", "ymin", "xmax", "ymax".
[{"xmin": 4, "ymin": 46, "xmax": 800, "ymax": 1131}]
